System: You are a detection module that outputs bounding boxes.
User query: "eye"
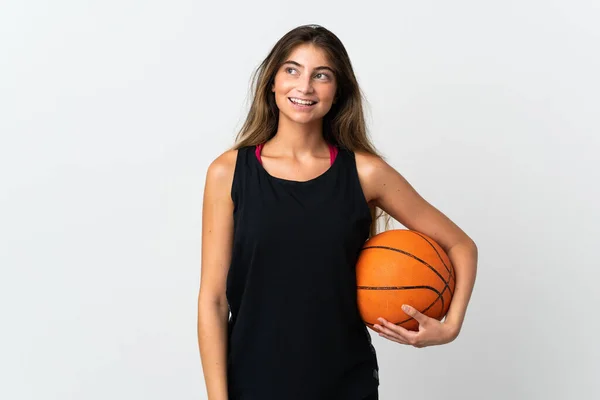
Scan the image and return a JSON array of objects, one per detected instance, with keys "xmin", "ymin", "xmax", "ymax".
[
  {"xmin": 315, "ymin": 72, "xmax": 331, "ymax": 80},
  {"xmin": 285, "ymin": 67, "xmax": 297, "ymax": 74}
]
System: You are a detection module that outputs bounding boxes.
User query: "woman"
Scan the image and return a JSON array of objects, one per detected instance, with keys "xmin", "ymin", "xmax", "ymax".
[{"xmin": 198, "ymin": 24, "xmax": 478, "ymax": 400}]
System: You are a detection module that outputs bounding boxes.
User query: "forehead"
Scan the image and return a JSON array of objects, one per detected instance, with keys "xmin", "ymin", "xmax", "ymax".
[{"xmin": 284, "ymin": 43, "xmax": 332, "ymax": 67}]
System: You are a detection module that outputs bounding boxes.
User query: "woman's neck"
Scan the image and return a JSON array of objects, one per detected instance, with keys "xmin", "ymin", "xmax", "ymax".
[{"xmin": 268, "ymin": 116, "xmax": 328, "ymax": 156}]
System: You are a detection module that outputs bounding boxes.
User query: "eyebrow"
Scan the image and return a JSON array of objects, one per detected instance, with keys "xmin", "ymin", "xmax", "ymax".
[{"xmin": 282, "ymin": 60, "xmax": 335, "ymax": 74}]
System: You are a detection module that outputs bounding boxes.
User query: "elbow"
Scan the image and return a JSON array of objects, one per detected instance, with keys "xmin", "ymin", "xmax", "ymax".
[
  {"xmin": 447, "ymin": 237, "xmax": 478, "ymax": 255},
  {"xmin": 461, "ymin": 233, "xmax": 477, "ymax": 252},
  {"xmin": 198, "ymin": 292, "xmax": 228, "ymax": 309},
  {"xmin": 198, "ymin": 287, "xmax": 229, "ymax": 314},
  {"xmin": 468, "ymin": 239, "xmax": 478, "ymax": 252},
  {"xmin": 197, "ymin": 295, "xmax": 230, "ymax": 329}
]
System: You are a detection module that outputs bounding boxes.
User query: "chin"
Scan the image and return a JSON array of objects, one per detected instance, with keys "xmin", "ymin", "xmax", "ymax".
[{"xmin": 287, "ymin": 113, "xmax": 325, "ymax": 124}]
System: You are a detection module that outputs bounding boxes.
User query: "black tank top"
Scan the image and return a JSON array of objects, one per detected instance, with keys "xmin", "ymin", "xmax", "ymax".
[{"xmin": 226, "ymin": 144, "xmax": 379, "ymax": 400}]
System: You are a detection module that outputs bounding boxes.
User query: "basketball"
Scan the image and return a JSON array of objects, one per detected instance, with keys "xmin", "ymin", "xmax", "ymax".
[{"xmin": 356, "ymin": 229, "xmax": 455, "ymax": 332}]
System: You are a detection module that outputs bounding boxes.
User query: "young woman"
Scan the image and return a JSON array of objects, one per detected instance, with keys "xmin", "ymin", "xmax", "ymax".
[{"xmin": 198, "ymin": 24, "xmax": 478, "ymax": 400}]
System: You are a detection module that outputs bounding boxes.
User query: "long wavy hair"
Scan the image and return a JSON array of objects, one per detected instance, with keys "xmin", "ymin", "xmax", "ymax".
[{"xmin": 230, "ymin": 24, "xmax": 391, "ymax": 237}]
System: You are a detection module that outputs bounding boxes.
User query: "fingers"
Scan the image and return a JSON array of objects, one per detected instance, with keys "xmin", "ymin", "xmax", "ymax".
[
  {"xmin": 372, "ymin": 304, "xmax": 432, "ymax": 347},
  {"xmin": 373, "ymin": 318, "xmax": 417, "ymax": 345},
  {"xmin": 373, "ymin": 322, "xmax": 410, "ymax": 344},
  {"xmin": 402, "ymin": 304, "xmax": 429, "ymax": 326},
  {"xmin": 379, "ymin": 330, "xmax": 410, "ymax": 345}
]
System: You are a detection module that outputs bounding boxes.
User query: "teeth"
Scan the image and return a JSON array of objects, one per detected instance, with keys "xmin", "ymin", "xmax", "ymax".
[{"xmin": 290, "ymin": 98, "xmax": 316, "ymax": 105}]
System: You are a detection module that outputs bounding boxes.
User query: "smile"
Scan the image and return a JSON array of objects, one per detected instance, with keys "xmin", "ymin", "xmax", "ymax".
[{"xmin": 288, "ymin": 97, "xmax": 318, "ymax": 109}]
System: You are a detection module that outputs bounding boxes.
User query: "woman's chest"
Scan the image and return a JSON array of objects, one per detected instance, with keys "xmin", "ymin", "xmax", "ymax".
[{"xmin": 234, "ymin": 191, "xmax": 370, "ymax": 249}]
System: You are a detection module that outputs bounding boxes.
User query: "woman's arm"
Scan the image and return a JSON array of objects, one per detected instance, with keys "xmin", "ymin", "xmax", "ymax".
[
  {"xmin": 356, "ymin": 151, "xmax": 478, "ymax": 337},
  {"xmin": 197, "ymin": 150, "xmax": 237, "ymax": 400}
]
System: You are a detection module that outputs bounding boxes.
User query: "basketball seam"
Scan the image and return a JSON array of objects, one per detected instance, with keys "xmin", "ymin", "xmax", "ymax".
[
  {"xmin": 360, "ymin": 245, "xmax": 452, "ymax": 296},
  {"xmin": 409, "ymin": 230, "xmax": 456, "ymax": 290},
  {"xmin": 358, "ymin": 283, "xmax": 444, "ymax": 325}
]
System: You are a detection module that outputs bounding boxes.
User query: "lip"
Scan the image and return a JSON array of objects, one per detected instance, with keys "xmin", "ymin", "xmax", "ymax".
[{"xmin": 288, "ymin": 97, "xmax": 318, "ymax": 110}]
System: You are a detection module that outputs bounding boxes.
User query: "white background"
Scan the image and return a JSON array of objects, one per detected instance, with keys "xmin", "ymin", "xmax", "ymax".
[{"xmin": 1, "ymin": 1, "xmax": 599, "ymax": 399}]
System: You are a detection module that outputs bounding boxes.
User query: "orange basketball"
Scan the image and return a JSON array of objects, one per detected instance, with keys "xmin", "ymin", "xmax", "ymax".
[{"xmin": 356, "ymin": 229, "xmax": 455, "ymax": 332}]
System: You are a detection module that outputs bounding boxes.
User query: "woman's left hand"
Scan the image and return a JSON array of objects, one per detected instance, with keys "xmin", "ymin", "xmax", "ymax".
[{"xmin": 373, "ymin": 304, "xmax": 459, "ymax": 348}]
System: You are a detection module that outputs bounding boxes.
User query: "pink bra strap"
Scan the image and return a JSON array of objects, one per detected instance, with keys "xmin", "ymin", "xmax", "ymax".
[
  {"xmin": 255, "ymin": 143, "xmax": 338, "ymax": 165},
  {"xmin": 329, "ymin": 143, "xmax": 338, "ymax": 165},
  {"xmin": 255, "ymin": 143, "xmax": 264, "ymax": 164}
]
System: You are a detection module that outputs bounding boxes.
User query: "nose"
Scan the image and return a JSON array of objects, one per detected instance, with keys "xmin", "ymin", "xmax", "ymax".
[{"xmin": 296, "ymin": 73, "xmax": 314, "ymax": 94}]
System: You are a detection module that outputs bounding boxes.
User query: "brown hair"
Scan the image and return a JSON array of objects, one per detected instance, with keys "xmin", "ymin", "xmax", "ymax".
[{"xmin": 230, "ymin": 24, "xmax": 391, "ymax": 237}]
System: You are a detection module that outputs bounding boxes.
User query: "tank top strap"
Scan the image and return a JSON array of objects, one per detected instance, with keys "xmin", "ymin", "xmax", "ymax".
[{"xmin": 230, "ymin": 146, "xmax": 254, "ymax": 210}]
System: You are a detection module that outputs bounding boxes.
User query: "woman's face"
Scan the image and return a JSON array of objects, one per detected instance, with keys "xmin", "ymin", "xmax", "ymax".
[{"xmin": 271, "ymin": 43, "xmax": 338, "ymax": 124}]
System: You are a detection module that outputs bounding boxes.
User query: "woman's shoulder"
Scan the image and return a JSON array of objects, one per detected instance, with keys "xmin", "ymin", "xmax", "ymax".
[
  {"xmin": 353, "ymin": 150, "xmax": 389, "ymax": 204},
  {"xmin": 204, "ymin": 148, "xmax": 240, "ymax": 200},
  {"xmin": 354, "ymin": 150, "xmax": 386, "ymax": 176},
  {"xmin": 207, "ymin": 149, "xmax": 238, "ymax": 178}
]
